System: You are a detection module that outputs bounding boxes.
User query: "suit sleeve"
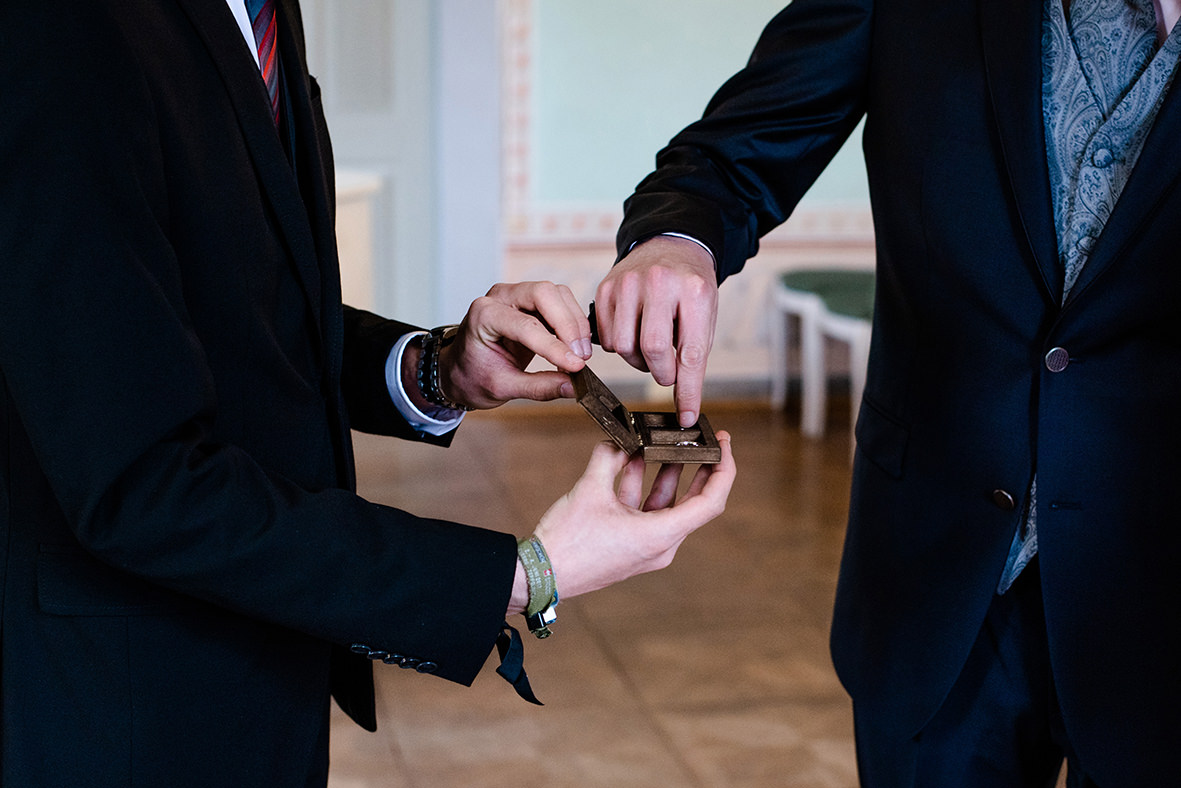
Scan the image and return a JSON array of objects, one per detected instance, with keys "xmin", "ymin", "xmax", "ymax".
[
  {"xmin": 0, "ymin": 4, "xmax": 512, "ymax": 687},
  {"xmin": 339, "ymin": 305, "xmax": 460, "ymax": 446},
  {"xmin": 617, "ymin": 0, "xmax": 874, "ymax": 282}
]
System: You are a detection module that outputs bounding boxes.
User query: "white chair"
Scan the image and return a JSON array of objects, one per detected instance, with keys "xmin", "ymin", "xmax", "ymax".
[{"xmin": 768, "ymin": 270, "xmax": 875, "ymax": 448}]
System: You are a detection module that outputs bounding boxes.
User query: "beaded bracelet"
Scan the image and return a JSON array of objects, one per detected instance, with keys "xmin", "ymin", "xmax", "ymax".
[{"xmin": 416, "ymin": 325, "xmax": 472, "ymax": 412}]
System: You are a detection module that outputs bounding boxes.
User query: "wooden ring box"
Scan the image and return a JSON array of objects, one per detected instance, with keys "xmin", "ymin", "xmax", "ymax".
[{"xmin": 572, "ymin": 366, "xmax": 721, "ymax": 464}]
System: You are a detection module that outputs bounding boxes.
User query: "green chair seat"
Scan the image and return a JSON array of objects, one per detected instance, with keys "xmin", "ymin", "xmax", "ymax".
[{"xmin": 779, "ymin": 270, "xmax": 875, "ymax": 321}]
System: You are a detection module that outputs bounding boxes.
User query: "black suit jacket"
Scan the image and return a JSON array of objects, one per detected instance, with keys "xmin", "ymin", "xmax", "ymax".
[
  {"xmin": 0, "ymin": 1, "xmax": 516, "ymax": 784},
  {"xmin": 619, "ymin": 1, "xmax": 1181, "ymax": 784}
]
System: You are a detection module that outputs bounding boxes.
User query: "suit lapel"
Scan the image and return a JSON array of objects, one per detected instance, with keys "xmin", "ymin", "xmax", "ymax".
[
  {"xmin": 172, "ymin": 0, "xmax": 324, "ymax": 331},
  {"xmin": 1066, "ymin": 72, "xmax": 1181, "ymax": 303},
  {"xmin": 274, "ymin": 0, "xmax": 343, "ymax": 332},
  {"xmin": 979, "ymin": 0, "xmax": 1062, "ymax": 300}
]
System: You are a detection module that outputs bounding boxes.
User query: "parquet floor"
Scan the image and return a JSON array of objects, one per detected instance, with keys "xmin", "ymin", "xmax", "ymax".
[{"xmin": 328, "ymin": 395, "xmax": 860, "ymax": 788}]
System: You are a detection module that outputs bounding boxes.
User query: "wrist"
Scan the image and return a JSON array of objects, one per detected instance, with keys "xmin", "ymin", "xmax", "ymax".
[
  {"xmin": 508, "ymin": 559, "xmax": 529, "ymax": 616},
  {"xmin": 631, "ymin": 233, "xmax": 717, "ymax": 272},
  {"xmin": 387, "ymin": 332, "xmax": 467, "ymax": 435},
  {"xmin": 402, "ymin": 325, "xmax": 471, "ymax": 418},
  {"xmin": 655, "ymin": 232, "xmax": 717, "ymax": 270},
  {"xmin": 418, "ymin": 325, "xmax": 472, "ymax": 412},
  {"xmin": 400, "ymin": 336, "xmax": 432, "ymax": 412}
]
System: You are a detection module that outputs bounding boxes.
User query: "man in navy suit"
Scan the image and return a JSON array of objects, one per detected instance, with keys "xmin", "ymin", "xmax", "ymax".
[
  {"xmin": 595, "ymin": 0, "xmax": 1181, "ymax": 785},
  {"xmin": 0, "ymin": 1, "xmax": 734, "ymax": 784}
]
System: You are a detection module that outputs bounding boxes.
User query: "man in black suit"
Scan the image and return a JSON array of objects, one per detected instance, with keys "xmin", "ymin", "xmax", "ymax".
[
  {"xmin": 594, "ymin": 0, "xmax": 1181, "ymax": 785},
  {"xmin": 0, "ymin": 1, "xmax": 734, "ymax": 785}
]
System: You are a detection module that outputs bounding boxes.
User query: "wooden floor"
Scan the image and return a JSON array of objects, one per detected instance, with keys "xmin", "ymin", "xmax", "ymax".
[{"xmin": 327, "ymin": 395, "xmax": 861, "ymax": 788}]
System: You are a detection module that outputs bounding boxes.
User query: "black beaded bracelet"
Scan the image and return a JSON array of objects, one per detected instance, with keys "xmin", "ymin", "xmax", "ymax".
[{"xmin": 416, "ymin": 325, "xmax": 472, "ymax": 412}]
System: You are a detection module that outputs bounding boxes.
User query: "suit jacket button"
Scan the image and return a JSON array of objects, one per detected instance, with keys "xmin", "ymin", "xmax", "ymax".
[
  {"xmin": 1044, "ymin": 347, "xmax": 1070, "ymax": 372},
  {"xmin": 398, "ymin": 657, "xmax": 420, "ymax": 670},
  {"xmin": 416, "ymin": 662, "xmax": 439, "ymax": 674},
  {"xmin": 350, "ymin": 643, "xmax": 370, "ymax": 655},
  {"xmin": 992, "ymin": 489, "xmax": 1017, "ymax": 511},
  {"xmin": 367, "ymin": 650, "xmax": 389, "ymax": 661},
  {"xmin": 381, "ymin": 653, "xmax": 404, "ymax": 665}
]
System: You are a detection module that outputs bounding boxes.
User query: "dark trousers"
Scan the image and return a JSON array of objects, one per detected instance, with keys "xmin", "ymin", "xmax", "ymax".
[{"xmin": 852, "ymin": 561, "xmax": 1099, "ymax": 788}]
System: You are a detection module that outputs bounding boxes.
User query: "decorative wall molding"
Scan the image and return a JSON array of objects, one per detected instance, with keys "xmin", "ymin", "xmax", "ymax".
[
  {"xmin": 502, "ymin": 0, "xmax": 534, "ymax": 238},
  {"xmin": 504, "ymin": 204, "xmax": 876, "ymax": 249}
]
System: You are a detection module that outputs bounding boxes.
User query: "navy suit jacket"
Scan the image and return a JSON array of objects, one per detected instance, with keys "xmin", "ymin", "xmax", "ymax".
[
  {"xmin": 0, "ymin": 1, "xmax": 516, "ymax": 784},
  {"xmin": 618, "ymin": 1, "xmax": 1181, "ymax": 784}
]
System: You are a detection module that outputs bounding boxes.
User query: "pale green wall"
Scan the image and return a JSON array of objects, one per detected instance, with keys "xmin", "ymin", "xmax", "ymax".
[{"xmin": 531, "ymin": 0, "xmax": 870, "ymax": 209}]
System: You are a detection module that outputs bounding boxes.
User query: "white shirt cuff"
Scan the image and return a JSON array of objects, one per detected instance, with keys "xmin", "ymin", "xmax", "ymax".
[
  {"xmin": 659, "ymin": 232, "xmax": 716, "ymax": 264},
  {"xmin": 628, "ymin": 233, "xmax": 717, "ymax": 268},
  {"xmin": 386, "ymin": 332, "xmax": 465, "ymax": 437}
]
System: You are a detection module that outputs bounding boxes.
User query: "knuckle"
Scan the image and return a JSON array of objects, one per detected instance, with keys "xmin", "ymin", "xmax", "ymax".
[
  {"xmin": 640, "ymin": 336, "xmax": 673, "ymax": 360},
  {"xmin": 481, "ymin": 379, "xmax": 507, "ymax": 402},
  {"xmin": 595, "ymin": 277, "xmax": 614, "ymax": 301},
  {"xmin": 652, "ymin": 550, "xmax": 675, "ymax": 571},
  {"xmin": 615, "ymin": 269, "xmax": 643, "ymax": 297},
  {"xmin": 678, "ymin": 342, "xmax": 709, "ymax": 369},
  {"xmin": 683, "ymin": 272, "xmax": 712, "ymax": 296},
  {"xmin": 643, "ymin": 264, "xmax": 670, "ymax": 288},
  {"xmin": 512, "ymin": 310, "xmax": 542, "ymax": 334},
  {"xmin": 469, "ymin": 295, "xmax": 494, "ymax": 316}
]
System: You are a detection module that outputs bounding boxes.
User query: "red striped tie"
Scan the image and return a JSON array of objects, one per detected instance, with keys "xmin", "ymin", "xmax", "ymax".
[{"xmin": 246, "ymin": 0, "xmax": 280, "ymax": 126}]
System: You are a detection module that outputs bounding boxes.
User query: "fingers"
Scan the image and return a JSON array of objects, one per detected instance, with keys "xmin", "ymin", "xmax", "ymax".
[
  {"xmin": 470, "ymin": 297, "xmax": 584, "ymax": 373},
  {"xmin": 446, "ymin": 281, "xmax": 593, "ymax": 408},
  {"xmin": 594, "ymin": 282, "xmax": 648, "ymax": 372},
  {"xmin": 595, "ymin": 254, "xmax": 654, "ymax": 371},
  {"xmin": 639, "ymin": 298, "xmax": 678, "ymax": 388},
  {"xmin": 554, "ymin": 285, "xmax": 593, "ymax": 359},
  {"xmin": 616, "ymin": 454, "xmax": 647, "ymax": 510},
  {"xmin": 595, "ymin": 236, "xmax": 719, "ymax": 425},
  {"xmin": 680, "ymin": 431, "xmax": 735, "ymax": 509},
  {"xmin": 673, "ymin": 295, "xmax": 715, "ymax": 427},
  {"xmin": 533, "ymin": 433, "xmax": 734, "ymax": 603},
  {"xmin": 482, "ymin": 282, "xmax": 592, "ymax": 369},
  {"xmin": 623, "ymin": 432, "xmax": 735, "ymax": 518},
  {"xmin": 642, "ymin": 462, "xmax": 684, "ymax": 512}
]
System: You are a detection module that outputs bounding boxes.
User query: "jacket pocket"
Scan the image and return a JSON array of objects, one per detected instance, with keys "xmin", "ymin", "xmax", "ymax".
[
  {"xmin": 37, "ymin": 546, "xmax": 180, "ymax": 616},
  {"xmin": 854, "ymin": 394, "xmax": 909, "ymax": 479}
]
